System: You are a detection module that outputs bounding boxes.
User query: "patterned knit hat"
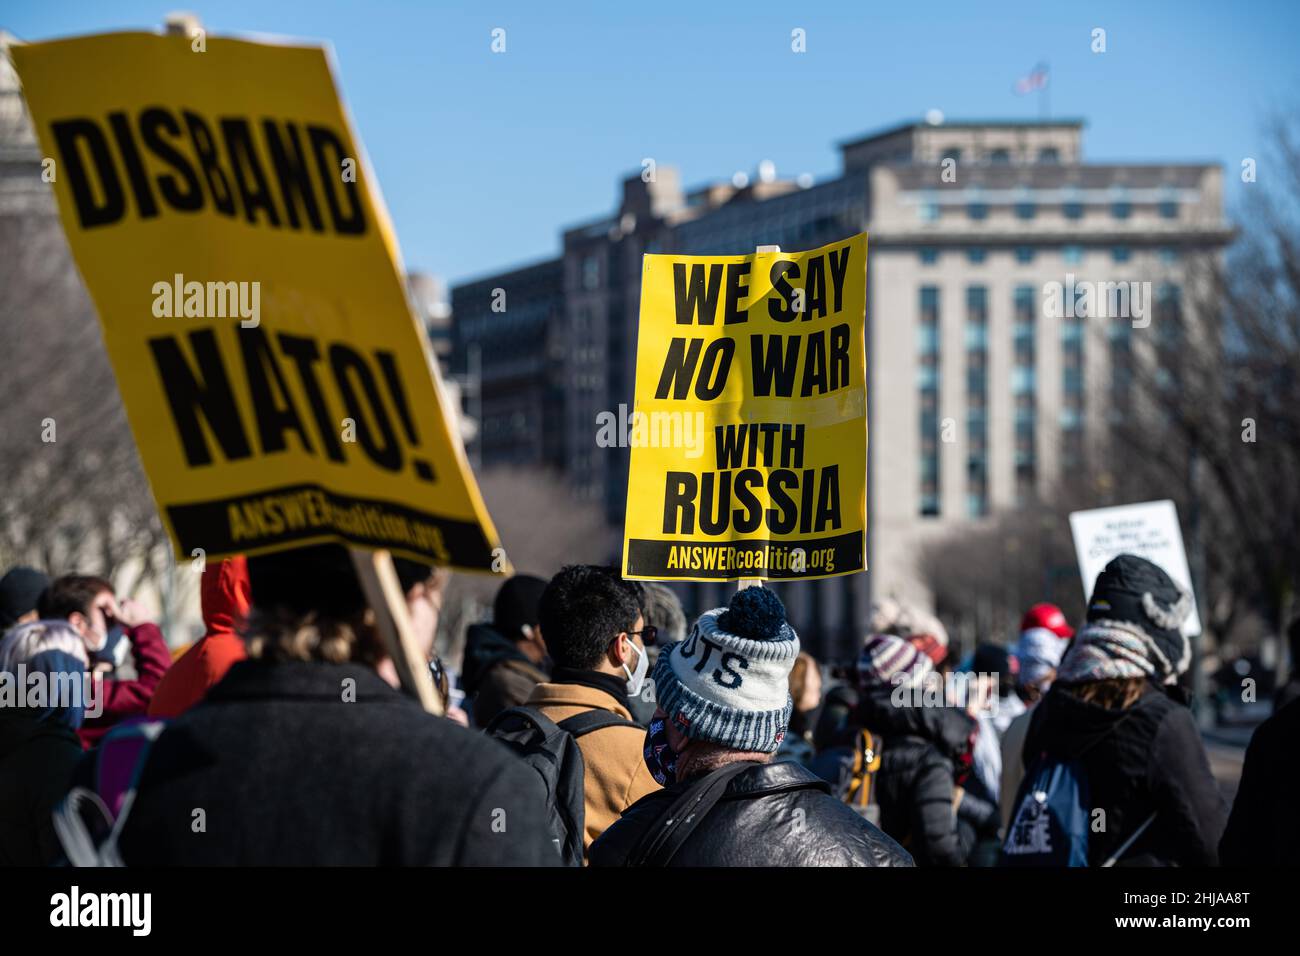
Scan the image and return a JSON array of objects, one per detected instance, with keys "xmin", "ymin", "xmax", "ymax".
[
  {"xmin": 652, "ymin": 586, "xmax": 798, "ymax": 754},
  {"xmin": 1058, "ymin": 553, "xmax": 1192, "ymax": 685},
  {"xmin": 858, "ymin": 633, "xmax": 934, "ymax": 690}
]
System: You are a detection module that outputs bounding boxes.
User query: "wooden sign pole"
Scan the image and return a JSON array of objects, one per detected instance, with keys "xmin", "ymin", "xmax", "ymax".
[
  {"xmin": 349, "ymin": 548, "xmax": 444, "ymax": 715},
  {"xmin": 738, "ymin": 244, "xmax": 783, "ymax": 594}
]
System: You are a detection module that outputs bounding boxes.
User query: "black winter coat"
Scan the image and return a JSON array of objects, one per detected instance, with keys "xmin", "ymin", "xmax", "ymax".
[
  {"xmin": 1274, "ymin": 677, "xmax": 1300, "ymax": 714},
  {"xmin": 856, "ymin": 688, "xmax": 984, "ymax": 867},
  {"xmin": 1219, "ymin": 697, "xmax": 1300, "ymax": 866},
  {"xmin": 0, "ymin": 712, "xmax": 82, "ymax": 866},
  {"xmin": 588, "ymin": 761, "xmax": 914, "ymax": 867},
  {"xmin": 1022, "ymin": 681, "xmax": 1227, "ymax": 866},
  {"xmin": 118, "ymin": 660, "xmax": 559, "ymax": 865}
]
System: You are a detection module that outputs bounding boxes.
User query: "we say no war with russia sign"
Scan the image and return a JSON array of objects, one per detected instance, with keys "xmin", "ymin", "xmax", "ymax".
[
  {"xmin": 13, "ymin": 31, "xmax": 503, "ymax": 571},
  {"xmin": 623, "ymin": 235, "xmax": 868, "ymax": 582}
]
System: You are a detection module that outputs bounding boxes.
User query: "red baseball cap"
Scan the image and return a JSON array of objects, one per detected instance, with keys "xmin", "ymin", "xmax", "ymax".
[{"xmin": 1020, "ymin": 603, "xmax": 1074, "ymax": 639}]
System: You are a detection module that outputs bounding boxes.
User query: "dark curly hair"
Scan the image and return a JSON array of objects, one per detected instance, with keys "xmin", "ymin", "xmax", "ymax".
[
  {"xmin": 38, "ymin": 574, "xmax": 113, "ymax": 620},
  {"xmin": 538, "ymin": 565, "xmax": 644, "ymax": 670}
]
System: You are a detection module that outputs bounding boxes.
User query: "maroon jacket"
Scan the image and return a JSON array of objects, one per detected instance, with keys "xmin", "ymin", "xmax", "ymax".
[{"xmin": 78, "ymin": 622, "xmax": 171, "ymax": 750}]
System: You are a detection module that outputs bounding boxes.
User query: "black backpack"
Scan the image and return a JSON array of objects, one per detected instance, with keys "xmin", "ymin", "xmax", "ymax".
[{"xmin": 486, "ymin": 705, "xmax": 640, "ymax": 866}]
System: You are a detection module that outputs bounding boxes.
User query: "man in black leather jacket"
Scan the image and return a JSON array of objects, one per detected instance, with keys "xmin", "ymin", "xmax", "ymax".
[
  {"xmin": 589, "ymin": 750, "xmax": 913, "ymax": 866},
  {"xmin": 590, "ymin": 587, "xmax": 913, "ymax": 867}
]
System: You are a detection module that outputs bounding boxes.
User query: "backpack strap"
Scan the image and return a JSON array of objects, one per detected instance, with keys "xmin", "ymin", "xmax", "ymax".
[
  {"xmin": 625, "ymin": 761, "xmax": 759, "ymax": 867},
  {"xmin": 485, "ymin": 705, "xmax": 562, "ymax": 737},
  {"xmin": 845, "ymin": 728, "xmax": 882, "ymax": 810},
  {"xmin": 1101, "ymin": 812, "xmax": 1158, "ymax": 867},
  {"xmin": 558, "ymin": 709, "xmax": 641, "ymax": 739}
]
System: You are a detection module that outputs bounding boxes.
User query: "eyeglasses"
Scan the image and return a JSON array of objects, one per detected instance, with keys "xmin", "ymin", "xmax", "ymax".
[
  {"xmin": 628, "ymin": 625, "xmax": 658, "ymax": 647},
  {"xmin": 427, "ymin": 656, "xmax": 449, "ymax": 698}
]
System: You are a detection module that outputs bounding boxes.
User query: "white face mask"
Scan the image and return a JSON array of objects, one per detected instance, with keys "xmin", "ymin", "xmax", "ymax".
[{"xmin": 623, "ymin": 638, "xmax": 649, "ymax": 698}]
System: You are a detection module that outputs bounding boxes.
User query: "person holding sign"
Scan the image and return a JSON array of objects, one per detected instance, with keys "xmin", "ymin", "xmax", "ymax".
[
  {"xmin": 590, "ymin": 587, "xmax": 912, "ymax": 866},
  {"xmin": 12, "ymin": 27, "xmax": 510, "ymax": 717},
  {"xmin": 103, "ymin": 545, "xmax": 557, "ymax": 865}
]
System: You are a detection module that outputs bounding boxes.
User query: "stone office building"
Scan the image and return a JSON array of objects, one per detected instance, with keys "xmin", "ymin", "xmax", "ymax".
[{"xmin": 451, "ymin": 117, "xmax": 1231, "ymax": 661}]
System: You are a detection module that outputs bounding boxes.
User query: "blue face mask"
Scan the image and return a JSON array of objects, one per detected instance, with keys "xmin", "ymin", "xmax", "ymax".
[{"xmin": 643, "ymin": 714, "xmax": 680, "ymax": 786}]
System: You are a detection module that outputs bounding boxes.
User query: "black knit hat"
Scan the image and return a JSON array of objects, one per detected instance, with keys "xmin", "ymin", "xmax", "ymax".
[
  {"xmin": 1086, "ymin": 553, "xmax": 1192, "ymax": 677},
  {"xmin": 0, "ymin": 566, "xmax": 49, "ymax": 629},
  {"xmin": 247, "ymin": 544, "xmax": 367, "ymax": 620},
  {"xmin": 493, "ymin": 574, "xmax": 548, "ymax": 641},
  {"xmin": 972, "ymin": 642, "xmax": 1019, "ymax": 697}
]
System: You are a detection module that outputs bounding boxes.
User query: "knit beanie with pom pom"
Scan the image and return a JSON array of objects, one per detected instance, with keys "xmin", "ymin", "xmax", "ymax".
[{"xmin": 651, "ymin": 586, "xmax": 799, "ymax": 753}]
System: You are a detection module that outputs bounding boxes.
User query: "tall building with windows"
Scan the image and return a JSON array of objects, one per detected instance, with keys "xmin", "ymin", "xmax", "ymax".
[
  {"xmin": 451, "ymin": 117, "xmax": 1231, "ymax": 660},
  {"xmin": 451, "ymin": 257, "xmax": 567, "ymax": 469}
]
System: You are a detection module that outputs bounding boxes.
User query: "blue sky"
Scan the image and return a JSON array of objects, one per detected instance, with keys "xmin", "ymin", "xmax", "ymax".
[{"xmin": 6, "ymin": 1, "xmax": 1298, "ymax": 284}]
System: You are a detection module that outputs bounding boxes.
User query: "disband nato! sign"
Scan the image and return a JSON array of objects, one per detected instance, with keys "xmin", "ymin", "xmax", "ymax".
[{"xmin": 13, "ymin": 32, "xmax": 503, "ymax": 571}]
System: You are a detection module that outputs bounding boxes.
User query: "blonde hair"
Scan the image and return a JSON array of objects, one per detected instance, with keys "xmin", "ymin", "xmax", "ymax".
[
  {"xmin": 1061, "ymin": 676, "xmax": 1146, "ymax": 710},
  {"xmin": 243, "ymin": 607, "xmax": 382, "ymax": 666},
  {"xmin": 788, "ymin": 651, "xmax": 821, "ymax": 712}
]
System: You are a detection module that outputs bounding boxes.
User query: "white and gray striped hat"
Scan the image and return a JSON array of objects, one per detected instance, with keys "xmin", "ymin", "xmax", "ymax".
[{"xmin": 652, "ymin": 586, "xmax": 798, "ymax": 754}]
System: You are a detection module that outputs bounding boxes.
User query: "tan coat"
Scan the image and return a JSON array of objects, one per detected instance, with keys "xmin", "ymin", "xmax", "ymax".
[{"xmin": 525, "ymin": 681, "xmax": 661, "ymax": 856}]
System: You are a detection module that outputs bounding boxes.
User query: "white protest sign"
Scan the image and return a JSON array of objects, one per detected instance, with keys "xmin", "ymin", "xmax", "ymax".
[{"xmin": 1069, "ymin": 499, "xmax": 1202, "ymax": 636}]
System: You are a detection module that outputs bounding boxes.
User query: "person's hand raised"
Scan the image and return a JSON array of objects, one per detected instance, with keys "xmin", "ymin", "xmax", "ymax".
[{"xmin": 114, "ymin": 597, "xmax": 148, "ymax": 629}]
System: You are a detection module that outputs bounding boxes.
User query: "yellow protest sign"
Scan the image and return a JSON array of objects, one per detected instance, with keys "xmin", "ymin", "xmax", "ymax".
[
  {"xmin": 12, "ymin": 32, "xmax": 503, "ymax": 571},
  {"xmin": 622, "ymin": 235, "xmax": 867, "ymax": 582}
]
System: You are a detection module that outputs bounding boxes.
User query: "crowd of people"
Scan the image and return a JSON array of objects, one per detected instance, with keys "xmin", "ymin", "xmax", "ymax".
[{"xmin": 0, "ymin": 547, "xmax": 1295, "ymax": 867}]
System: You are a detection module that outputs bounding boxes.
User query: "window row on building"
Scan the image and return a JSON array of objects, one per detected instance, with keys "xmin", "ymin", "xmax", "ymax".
[
  {"xmin": 916, "ymin": 282, "xmax": 1183, "ymax": 517},
  {"xmin": 939, "ymin": 147, "xmax": 1063, "ymax": 165},
  {"xmin": 918, "ymin": 245, "xmax": 1181, "ymax": 266},
  {"xmin": 917, "ymin": 191, "xmax": 1183, "ymax": 223}
]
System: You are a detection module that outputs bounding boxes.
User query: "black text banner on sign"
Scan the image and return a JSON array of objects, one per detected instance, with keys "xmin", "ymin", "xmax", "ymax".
[
  {"xmin": 622, "ymin": 235, "xmax": 868, "ymax": 582},
  {"xmin": 12, "ymin": 32, "xmax": 503, "ymax": 572}
]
